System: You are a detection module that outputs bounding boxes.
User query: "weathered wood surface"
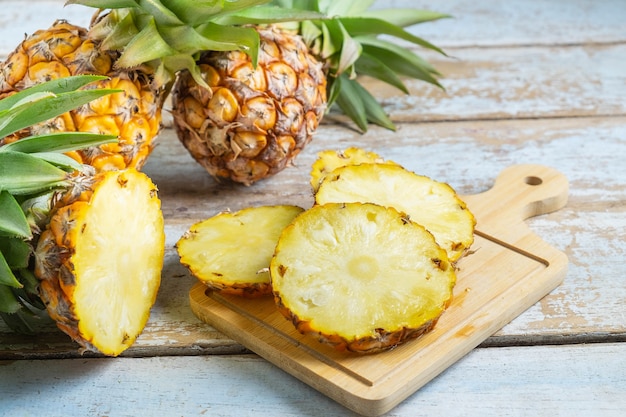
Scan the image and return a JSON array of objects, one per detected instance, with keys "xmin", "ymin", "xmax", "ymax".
[
  {"xmin": 1, "ymin": 343, "xmax": 625, "ymax": 417},
  {"xmin": 0, "ymin": 0, "xmax": 625, "ymax": 415}
]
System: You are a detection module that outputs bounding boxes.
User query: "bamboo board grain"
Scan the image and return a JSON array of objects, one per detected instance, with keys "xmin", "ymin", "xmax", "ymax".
[{"xmin": 189, "ymin": 164, "xmax": 569, "ymax": 416}]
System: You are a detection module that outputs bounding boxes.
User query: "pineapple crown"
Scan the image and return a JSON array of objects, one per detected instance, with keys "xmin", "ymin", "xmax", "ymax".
[
  {"xmin": 0, "ymin": 75, "xmax": 117, "ymax": 333},
  {"xmin": 65, "ymin": 0, "xmax": 324, "ymax": 89},
  {"xmin": 270, "ymin": 0, "xmax": 450, "ymax": 132}
]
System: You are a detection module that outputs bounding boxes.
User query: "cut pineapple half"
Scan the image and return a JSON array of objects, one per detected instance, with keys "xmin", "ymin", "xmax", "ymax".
[
  {"xmin": 315, "ymin": 163, "xmax": 475, "ymax": 262},
  {"xmin": 35, "ymin": 169, "xmax": 164, "ymax": 356},
  {"xmin": 309, "ymin": 147, "xmax": 398, "ymax": 192},
  {"xmin": 270, "ymin": 202, "xmax": 456, "ymax": 353},
  {"xmin": 177, "ymin": 205, "xmax": 304, "ymax": 297}
]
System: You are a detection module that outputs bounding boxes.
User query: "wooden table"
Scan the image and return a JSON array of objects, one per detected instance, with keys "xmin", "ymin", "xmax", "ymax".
[{"xmin": 1, "ymin": 1, "xmax": 624, "ymax": 415}]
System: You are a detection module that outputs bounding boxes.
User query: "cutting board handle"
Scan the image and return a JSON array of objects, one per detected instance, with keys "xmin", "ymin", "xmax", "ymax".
[{"xmin": 462, "ymin": 164, "xmax": 569, "ymax": 228}]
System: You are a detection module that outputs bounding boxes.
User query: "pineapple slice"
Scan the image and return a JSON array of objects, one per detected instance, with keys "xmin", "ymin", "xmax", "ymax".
[
  {"xmin": 315, "ymin": 163, "xmax": 475, "ymax": 262},
  {"xmin": 270, "ymin": 202, "xmax": 456, "ymax": 353},
  {"xmin": 177, "ymin": 205, "xmax": 304, "ymax": 297},
  {"xmin": 309, "ymin": 147, "xmax": 398, "ymax": 192},
  {"xmin": 34, "ymin": 169, "xmax": 165, "ymax": 356}
]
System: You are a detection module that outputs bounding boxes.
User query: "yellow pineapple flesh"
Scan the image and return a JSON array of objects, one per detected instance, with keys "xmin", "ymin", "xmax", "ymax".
[
  {"xmin": 177, "ymin": 205, "xmax": 304, "ymax": 297},
  {"xmin": 0, "ymin": 20, "xmax": 163, "ymax": 172},
  {"xmin": 310, "ymin": 147, "xmax": 398, "ymax": 192},
  {"xmin": 171, "ymin": 26, "xmax": 327, "ymax": 185},
  {"xmin": 34, "ymin": 169, "xmax": 165, "ymax": 356},
  {"xmin": 270, "ymin": 202, "xmax": 456, "ymax": 353},
  {"xmin": 315, "ymin": 163, "xmax": 476, "ymax": 262}
]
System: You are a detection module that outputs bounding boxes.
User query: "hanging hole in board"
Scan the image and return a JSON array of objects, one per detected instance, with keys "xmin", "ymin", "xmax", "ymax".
[{"xmin": 524, "ymin": 176, "xmax": 543, "ymax": 186}]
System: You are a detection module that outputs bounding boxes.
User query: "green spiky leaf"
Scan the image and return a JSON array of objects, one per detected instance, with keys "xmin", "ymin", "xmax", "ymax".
[
  {"xmin": 0, "ymin": 285, "xmax": 22, "ymax": 313},
  {"xmin": 163, "ymin": 0, "xmax": 273, "ymax": 25},
  {"xmin": 354, "ymin": 84, "xmax": 396, "ymax": 131},
  {"xmin": 0, "ymin": 132, "xmax": 117, "ymax": 154},
  {"xmin": 0, "ymin": 237, "xmax": 31, "ymax": 270},
  {"xmin": 359, "ymin": 40, "xmax": 442, "ymax": 88},
  {"xmin": 0, "ymin": 311, "xmax": 37, "ymax": 333},
  {"xmin": 96, "ymin": 10, "xmax": 140, "ymax": 51},
  {"xmin": 30, "ymin": 152, "xmax": 85, "ymax": 172},
  {"xmin": 0, "ymin": 90, "xmax": 121, "ymax": 139},
  {"xmin": 194, "ymin": 23, "xmax": 261, "ymax": 57},
  {"xmin": 355, "ymin": 52, "xmax": 409, "ymax": 94},
  {"xmin": 334, "ymin": 74, "xmax": 368, "ymax": 132},
  {"xmin": 336, "ymin": 22, "xmax": 361, "ymax": 76},
  {"xmin": 320, "ymin": 21, "xmax": 339, "ymax": 60},
  {"xmin": 0, "ymin": 191, "xmax": 32, "ymax": 239},
  {"xmin": 0, "ymin": 251, "xmax": 22, "ymax": 289},
  {"xmin": 0, "ymin": 75, "xmax": 110, "ymax": 112},
  {"xmin": 325, "ymin": 73, "xmax": 342, "ymax": 109},
  {"xmin": 339, "ymin": 17, "xmax": 447, "ymax": 55},
  {"xmin": 0, "ymin": 152, "xmax": 68, "ymax": 195},
  {"xmin": 215, "ymin": 6, "xmax": 325, "ymax": 25},
  {"xmin": 300, "ymin": 19, "xmax": 323, "ymax": 46},
  {"xmin": 115, "ymin": 17, "xmax": 178, "ymax": 69}
]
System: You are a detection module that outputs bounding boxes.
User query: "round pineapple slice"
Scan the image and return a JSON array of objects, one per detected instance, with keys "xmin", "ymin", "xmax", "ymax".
[
  {"xmin": 315, "ymin": 163, "xmax": 475, "ymax": 262},
  {"xmin": 34, "ymin": 169, "xmax": 165, "ymax": 356},
  {"xmin": 309, "ymin": 147, "xmax": 398, "ymax": 192},
  {"xmin": 270, "ymin": 202, "xmax": 456, "ymax": 354},
  {"xmin": 177, "ymin": 205, "xmax": 304, "ymax": 297}
]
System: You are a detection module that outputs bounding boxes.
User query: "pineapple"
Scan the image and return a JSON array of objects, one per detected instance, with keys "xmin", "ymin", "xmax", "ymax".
[
  {"xmin": 309, "ymin": 147, "xmax": 398, "ymax": 192},
  {"xmin": 35, "ymin": 168, "xmax": 164, "ymax": 356},
  {"xmin": 270, "ymin": 202, "xmax": 456, "ymax": 353},
  {"xmin": 171, "ymin": 1, "xmax": 448, "ymax": 184},
  {"xmin": 1, "ymin": 0, "xmax": 313, "ymax": 173},
  {"xmin": 0, "ymin": 76, "xmax": 165, "ymax": 356},
  {"xmin": 171, "ymin": 26, "xmax": 327, "ymax": 186},
  {"xmin": 177, "ymin": 205, "xmax": 303, "ymax": 298},
  {"xmin": 0, "ymin": 19, "xmax": 163, "ymax": 172},
  {"xmin": 315, "ymin": 163, "xmax": 476, "ymax": 262}
]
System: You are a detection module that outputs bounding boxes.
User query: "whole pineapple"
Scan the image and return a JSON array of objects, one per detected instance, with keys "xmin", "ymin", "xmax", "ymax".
[
  {"xmin": 171, "ymin": 1, "xmax": 449, "ymax": 184},
  {"xmin": 0, "ymin": 76, "xmax": 165, "ymax": 356},
  {"xmin": 172, "ymin": 27, "xmax": 327, "ymax": 185},
  {"xmin": 1, "ymin": 0, "xmax": 303, "ymax": 173},
  {"xmin": 0, "ymin": 19, "xmax": 163, "ymax": 172}
]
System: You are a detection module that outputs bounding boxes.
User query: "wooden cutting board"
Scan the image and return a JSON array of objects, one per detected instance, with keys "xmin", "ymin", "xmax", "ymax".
[{"xmin": 189, "ymin": 164, "xmax": 569, "ymax": 416}]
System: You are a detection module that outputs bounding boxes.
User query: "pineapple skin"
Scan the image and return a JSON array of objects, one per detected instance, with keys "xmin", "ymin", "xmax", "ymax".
[
  {"xmin": 0, "ymin": 20, "xmax": 163, "ymax": 172},
  {"xmin": 34, "ymin": 169, "xmax": 165, "ymax": 356},
  {"xmin": 171, "ymin": 26, "xmax": 327, "ymax": 186}
]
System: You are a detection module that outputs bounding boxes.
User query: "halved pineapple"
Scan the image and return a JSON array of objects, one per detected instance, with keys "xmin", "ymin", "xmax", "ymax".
[
  {"xmin": 309, "ymin": 147, "xmax": 398, "ymax": 192},
  {"xmin": 315, "ymin": 163, "xmax": 475, "ymax": 262},
  {"xmin": 177, "ymin": 205, "xmax": 304, "ymax": 298},
  {"xmin": 270, "ymin": 202, "xmax": 456, "ymax": 353},
  {"xmin": 34, "ymin": 169, "xmax": 165, "ymax": 356}
]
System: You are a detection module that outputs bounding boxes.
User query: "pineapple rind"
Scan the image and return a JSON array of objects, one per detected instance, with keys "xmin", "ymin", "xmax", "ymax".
[
  {"xmin": 35, "ymin": 169, "xmax": 165, "ymax": 356},
  {"xmin": 270, "ymin": 202, "xmax": 456, "ymax": 353},
  {"xmin": 177, "ymin": 205, "xmax": 304, "ymax": 297},
  {"xmin": 315, "ymin": 163, "xmax": 476, "ymax": 262}
]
